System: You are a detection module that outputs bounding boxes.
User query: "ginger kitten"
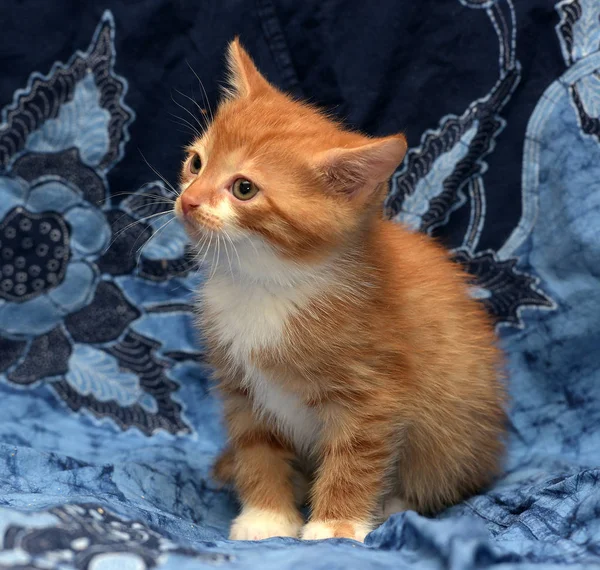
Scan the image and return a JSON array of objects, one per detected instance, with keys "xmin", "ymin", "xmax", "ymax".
[{"xmin": 174, "ymin": 39, "xmax": 505, "ymax": 542}]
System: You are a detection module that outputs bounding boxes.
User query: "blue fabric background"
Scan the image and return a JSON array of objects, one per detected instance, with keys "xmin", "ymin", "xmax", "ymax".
[{"xmin": 0, "ymin": 1, "xmax": 599, "ymax": 568}]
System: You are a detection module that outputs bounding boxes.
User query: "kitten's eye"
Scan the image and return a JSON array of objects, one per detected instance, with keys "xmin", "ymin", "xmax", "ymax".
[
  {"xmin": 189, "ymin": 154, "xmax": 202, "ymax": 174},
  {"xmin": 232, "ymin": 178, "xmax": 259, "ymax": 201}
]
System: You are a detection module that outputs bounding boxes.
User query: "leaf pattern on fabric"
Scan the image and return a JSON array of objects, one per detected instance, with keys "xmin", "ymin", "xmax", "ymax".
[
  {"xmin": 385, "ymin": 0, "xmax": 555, "ymax": 328},
  {"xmin": 0, "ymin": 12, "xmax": 196, "ymax": 435}
]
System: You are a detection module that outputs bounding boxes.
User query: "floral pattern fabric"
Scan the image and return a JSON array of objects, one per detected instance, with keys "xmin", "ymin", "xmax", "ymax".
[
  {"xmin": 0, "ymin": 13, "xmax": 197, "ymax": 435},
  {"xmin": 0, "ymin": 2, "xmax": 599, "ymax": 569}
]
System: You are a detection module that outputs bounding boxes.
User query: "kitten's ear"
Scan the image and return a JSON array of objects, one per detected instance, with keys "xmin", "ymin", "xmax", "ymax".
[
  {"xmin": 225, "ymin": 37, "xmax": 271, "ymax": 98},
  {"xmin": 315, "ymin": 135, "xmax": 408, "ymax": 198}
]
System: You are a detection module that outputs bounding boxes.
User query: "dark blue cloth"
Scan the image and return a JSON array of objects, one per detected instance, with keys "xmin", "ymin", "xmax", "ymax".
[{"xmin": 0, "ymin": 1, "xmax": 599, "ymax": 568}]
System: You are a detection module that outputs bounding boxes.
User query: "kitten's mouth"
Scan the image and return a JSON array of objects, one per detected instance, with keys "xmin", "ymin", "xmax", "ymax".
[{"xmin": 182, "ymin": 209, "xmax": 222, "ymax": 233}]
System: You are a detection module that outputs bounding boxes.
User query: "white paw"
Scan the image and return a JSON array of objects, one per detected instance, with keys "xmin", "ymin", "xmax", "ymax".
[
  {"xmin": 301, "ymin": 520, "xmax": 336, "ymax": 540},
  {"xmin": 301, "ymin": 520, "xmax": 371, "ymax": 542},
  {"xmin": 229, "ymin": 507, "xmax": 302, "ymax": 541},
  {"xmin": 382, "ymin": 497, "xmax": 410, "ymax": 519}
]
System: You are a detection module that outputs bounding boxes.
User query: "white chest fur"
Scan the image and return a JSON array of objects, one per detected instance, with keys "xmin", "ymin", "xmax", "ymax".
[
  {"xmin": 246, "ymin": 370, "xmax": 321, "ymax": 453},
  {"xmin": 201, "ymin": 261, "xmax": 330, "ymax": 364},
  {"xmin": 202, "ymin": 274, "xmax": 304, "ymax": 361},
  {"xmin": 201, "ymin": 266, "xmax": 327, "ymax": 453}
]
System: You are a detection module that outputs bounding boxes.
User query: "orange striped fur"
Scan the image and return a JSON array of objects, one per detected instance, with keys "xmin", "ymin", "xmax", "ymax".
[{"xmin": 175, "ymin": 39, "xmax": 506, "ymax": 542}]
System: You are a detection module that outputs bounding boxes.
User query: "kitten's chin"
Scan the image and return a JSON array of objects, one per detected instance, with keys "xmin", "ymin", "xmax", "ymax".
[
  {"xmin": 179, "ymin": 221, "xmax": 210, "ymax": 246},
  {"xmin": 176, "ymin": 214, "xmax": 208, "ymax": 237},
  {"xmin": 179, "ymin": 217, "xmax": 200, "ymax": 235}
]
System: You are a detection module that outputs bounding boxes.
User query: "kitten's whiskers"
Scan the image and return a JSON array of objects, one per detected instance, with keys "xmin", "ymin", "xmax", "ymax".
[
  {"xmin": 186, "ymin": 60, "xmax": 214, "ymax": 123},
  {"xmin": 106, "ymin": 210, "xmax": 173, "ymax": 250},
  {"xmin": 169, "ymin": 112, "xmax": 202, "ymax": 138},
  {"xmin": 223, "ymin": 229, "xmax": 242, "ymax": 275},
  {"xmin": 135, "ymin": 214, "xmax": 177, "ymax": 266},
  {"xmin": 138, "ymin": 150, "xmax": 180, "ymax": 197},
  {"xmin": 97, "ymin": 191, "xmax": 175, "ymax": 206},
  {"xmin": 221, "ymin": 233, "xmax": 235, "ymax": 283},
  {"xmin": 209, "ymin": 234, "xmax": 222, "ymax": 282},
  {"xmin": 173, "ymin": 87, "xmax": 210, "ymax": 132},
  {"xmin": 170, "ymin": 90, "xmax": 205, "ymax": 131}
]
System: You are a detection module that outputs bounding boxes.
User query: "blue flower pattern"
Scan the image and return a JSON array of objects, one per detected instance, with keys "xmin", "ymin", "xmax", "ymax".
[
  {"xmin": 0, "ymin": 12, "xmax": 195, "ymax": 434},
  {"xmin": 385, "ymin": 0, "xmax": 556, "ymax": 328},
  {"xmin": 1, "ymin": 2, "xmax": 600, "ymax": 569}
]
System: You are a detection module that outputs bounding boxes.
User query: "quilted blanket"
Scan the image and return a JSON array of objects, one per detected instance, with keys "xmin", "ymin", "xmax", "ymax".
[{"xmin": 1, "ymin": 1, "xmax": 599, "ymax": 568}]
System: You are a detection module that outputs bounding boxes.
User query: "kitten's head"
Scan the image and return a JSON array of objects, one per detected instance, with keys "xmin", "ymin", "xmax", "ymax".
[{"xmin": 175, "ymin": 39, "xmax": 407, "ymax": 267}]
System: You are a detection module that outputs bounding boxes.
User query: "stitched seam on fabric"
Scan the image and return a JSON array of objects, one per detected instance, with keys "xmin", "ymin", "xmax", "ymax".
[{"xmin": 255, "ymin": 0, "xmax": 303, "ymax": 95}]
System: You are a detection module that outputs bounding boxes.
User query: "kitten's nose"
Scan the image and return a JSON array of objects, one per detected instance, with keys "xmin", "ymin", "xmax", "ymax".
[{"xmin": 180, "ymin": 192, "xmax": 200, "ymax": 217}]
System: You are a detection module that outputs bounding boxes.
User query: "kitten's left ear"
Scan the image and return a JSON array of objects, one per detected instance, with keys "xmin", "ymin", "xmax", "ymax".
[
  {"xmin": 226, "ymin": 37, "xmax": 271, "ymax": 98},
  {"xmin": 315, "ymin": 135, "xmax": 408, "ymax": 198}
]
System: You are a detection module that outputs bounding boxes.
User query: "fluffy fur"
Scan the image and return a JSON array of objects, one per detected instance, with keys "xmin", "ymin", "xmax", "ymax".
[{"xmin": 175, "ymin": 38, "xmax": 506, "ymax": 542}]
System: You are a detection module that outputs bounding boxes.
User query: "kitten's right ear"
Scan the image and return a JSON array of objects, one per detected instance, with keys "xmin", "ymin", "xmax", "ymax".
[
  {"xmin": 225, "ymin": 37, "xmax": 271, "ymax": 98},
  {"xmin": 315, "ymin": 135, "xmax": 408, "ymax": 199}
]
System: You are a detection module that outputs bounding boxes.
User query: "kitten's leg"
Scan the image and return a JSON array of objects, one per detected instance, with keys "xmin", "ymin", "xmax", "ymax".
[
  {"xmin": 224, "ymin": 392, "xmax": 303, "ymax": 540},
  {"xmin": 212, "ymin": 446, "xmax": 235, "ymax": 486},
  {"xmin": 213, "ymin": 446, "xmax": 309, "ymax": 500},
  {"xmin": 302, "ymin": 413, "xmax": 395, "ymax": 542}
]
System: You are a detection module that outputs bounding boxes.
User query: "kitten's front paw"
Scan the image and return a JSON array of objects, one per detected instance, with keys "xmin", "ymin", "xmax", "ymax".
[
  {"xmin": 229, "ymin": 507, "xmax": 303, "ymax": 541},
  {"xmin": 301, "ymin": 519, "xmax": 372, "ymax": 542}
]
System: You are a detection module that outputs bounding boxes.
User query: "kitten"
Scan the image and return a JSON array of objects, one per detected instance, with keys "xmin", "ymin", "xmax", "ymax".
[{"xmin": 174, "ymin": 39, "xmax": 505, "ymax": 542}]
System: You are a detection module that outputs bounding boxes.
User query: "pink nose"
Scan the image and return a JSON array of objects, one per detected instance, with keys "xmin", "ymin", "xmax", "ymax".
[{"xmin": 180, "ymin": 192, "xmax": 200, "ymax": 217}]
